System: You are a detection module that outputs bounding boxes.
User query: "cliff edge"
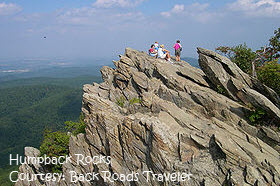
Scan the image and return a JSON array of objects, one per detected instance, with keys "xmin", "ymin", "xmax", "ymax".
[{"xmin": 16, "ymin": 48, "xmax": 280, "ymax": 186}]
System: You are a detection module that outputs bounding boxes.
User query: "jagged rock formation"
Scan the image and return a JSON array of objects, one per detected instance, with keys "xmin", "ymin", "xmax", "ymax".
[
  {"xmin": 16, "ymin": 48, "xmax": 280, "ymax": 186},
  {"xmin": 198, "ymin": 48, "xmax": 280, "ymax": 123}
]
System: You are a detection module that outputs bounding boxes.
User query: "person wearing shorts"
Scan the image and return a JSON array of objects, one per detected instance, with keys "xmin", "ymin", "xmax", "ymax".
[{"xmin": 173, "ymin": 40, "xmax": 182, "ymax": 62}]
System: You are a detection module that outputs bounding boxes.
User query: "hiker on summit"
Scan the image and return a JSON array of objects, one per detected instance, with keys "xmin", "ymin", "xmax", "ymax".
[
  {"xmin": 149, "ymin": 44, "xmax": 157, "ymax": 57},
  {"xmin": 173, "ymin": 40, "xmax": 182, "ymax": 62},
  {"xmin": 158, "ymin": 44, "xmax": 171, "ymax": 61}
]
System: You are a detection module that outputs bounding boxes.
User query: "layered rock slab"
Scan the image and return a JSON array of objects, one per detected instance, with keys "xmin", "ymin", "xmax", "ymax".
[{"xmin": 198, "ymin": 47, "xmax": 280, "ymax": 124}]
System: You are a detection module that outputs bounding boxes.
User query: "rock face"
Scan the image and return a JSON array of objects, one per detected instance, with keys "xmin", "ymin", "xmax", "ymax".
[
  {"xmin": 16, "ymin": 48, "xmax": 280, "ymax": 186},
  {"xmin": 198, "ymin": 47, "xmax": 280, "ymax": 121}
]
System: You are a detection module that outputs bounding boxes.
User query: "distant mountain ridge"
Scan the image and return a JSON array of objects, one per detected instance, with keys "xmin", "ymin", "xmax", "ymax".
[
  {"xmin": 0, "ymin": 65, "xmax": 103, "ymax": 82},
  {"xmin": 182, "ymin": 57, "xmax": 199, "ymax": 68},
  {"xmin": 0, "ymin": 57, "xmax": 198, "ymax": 82},
  {"xmin": 0, "ymin": 75, "xmax": 102, "ymax": 89}
]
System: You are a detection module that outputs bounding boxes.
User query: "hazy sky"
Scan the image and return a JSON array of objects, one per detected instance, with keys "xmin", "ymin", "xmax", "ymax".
[{"xmin": 0, "ymin": 0, "xmax": 279, "ymax": 61}]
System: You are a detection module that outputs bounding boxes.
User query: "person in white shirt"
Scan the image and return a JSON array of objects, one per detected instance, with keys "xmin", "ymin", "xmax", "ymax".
[
  {"xmin": 157, "ymin": 44, "xmax": 171, "ymax": 61},
  {"xmin": 154, "ymin": 41, "xmax": 159, "ymax": 50}
]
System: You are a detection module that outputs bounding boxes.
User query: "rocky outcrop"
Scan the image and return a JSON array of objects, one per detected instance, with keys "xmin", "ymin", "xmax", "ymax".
[
  {"xmin": 17, "ymin": 48, "xmax": 280, "ymax": 186},
  {"xmin": 15, "ymin": 147, "xmax": 44, "ymax": 186},
  {"xmin": 198, "ymin": 47, "xmax": 280, "ymax": 121}
]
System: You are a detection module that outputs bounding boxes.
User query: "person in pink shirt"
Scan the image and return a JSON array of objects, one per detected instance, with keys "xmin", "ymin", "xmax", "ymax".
[
  {"xmin": 173, "ymin": 40, "xmax": 182, "ymax": 62},
  {"xmin": 149, "ymin": 44, "xmax": 157, "ymax": 57}
]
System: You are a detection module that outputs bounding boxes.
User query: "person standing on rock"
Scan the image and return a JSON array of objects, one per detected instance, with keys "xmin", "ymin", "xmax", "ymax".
[{"xmin": 173, "ymin": 40, "xmax": 182, "ymax": 62}]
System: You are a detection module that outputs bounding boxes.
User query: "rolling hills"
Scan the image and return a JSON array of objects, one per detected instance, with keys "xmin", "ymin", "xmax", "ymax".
[{"xmin": 0, "ymin": 75, "xmax": 101, "ymax": 168}]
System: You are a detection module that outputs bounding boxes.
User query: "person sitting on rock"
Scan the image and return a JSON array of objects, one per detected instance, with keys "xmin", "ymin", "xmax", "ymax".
[
  {"xmin": 149, "ymin": 44, "xmax": 157, "ymax": 57},
  {"xmin": 154, "ymin": 41, "xmax": 159, "ymax": 50},
  {"xmin": 157, "ymin": 44, "xmax": 171, "ymax": 61}
]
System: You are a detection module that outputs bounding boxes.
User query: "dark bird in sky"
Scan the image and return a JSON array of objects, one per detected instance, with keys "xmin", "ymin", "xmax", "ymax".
[{"xmin": 43, "ymin": 36, "xmax": 46, "ymax": 39}]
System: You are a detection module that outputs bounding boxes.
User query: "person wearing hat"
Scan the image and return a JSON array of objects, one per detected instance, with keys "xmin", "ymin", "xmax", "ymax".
[{"xmin": 157, "ymin": 44, "xmax": 171, "ymax": 61}]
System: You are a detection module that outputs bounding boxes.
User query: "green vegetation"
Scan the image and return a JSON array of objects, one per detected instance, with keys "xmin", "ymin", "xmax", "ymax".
[
  {"xmin": 40, "ymin": 130, "xmax": 70, "ymax": 173},
  {"xmin": 216, "ymin": 43, "xmax": 256, "ymax": 73},
  {"xmin": 216, "ymin": 84, "xmax": 227, "ymax": 95},
  {"xmin": 0, "ymin": 76, "xmax": 101, "ymax": 169},
  {"xmin": 267, "ymin": 27, "xmax": 280, "ymax": 60},
  {"xmin": 232, "ymin": 44, "xmax": 256, "ymax": 73},
  {"xmin": 65, "ymin": 113, "xmax": 86, "ymax": 136},
  {"xmin": 116, "ymin": 96, "xmax": 126, "ymax": 108},
  {"xmin": 0, "ymin": 62, "xmax": 102, "ymax": 184},
  {"xmin": 129, "ymin": 98, "xmax": 142, "ymax": 105},
  {"xmin": 0, "ymin": 75, "xmax": 101, "ymax": 89},
  {"xmin": 0, "ymin": 65, "xmax": 101, "ymax": 184},
  {"xmin": 116, "ymin": 96, "xmax": 143, "ymax": 108},
  {"xmin": 39, "ymin": 113, "xmax": 86, "ymax": 173},
  {"xmin": 257, "ymin": 60, "xmax": 280, "ymax": 95},
  {"xmin": 0, "ymin": 165, "xmax": 19, "ymax": 186},
  {"xmin": 246, "ymin": 107, "xmax": 267, "ymax": 126},
  {"xmin": 0, "ymin": 85, "xmax": 81, "ymax": 166}
]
